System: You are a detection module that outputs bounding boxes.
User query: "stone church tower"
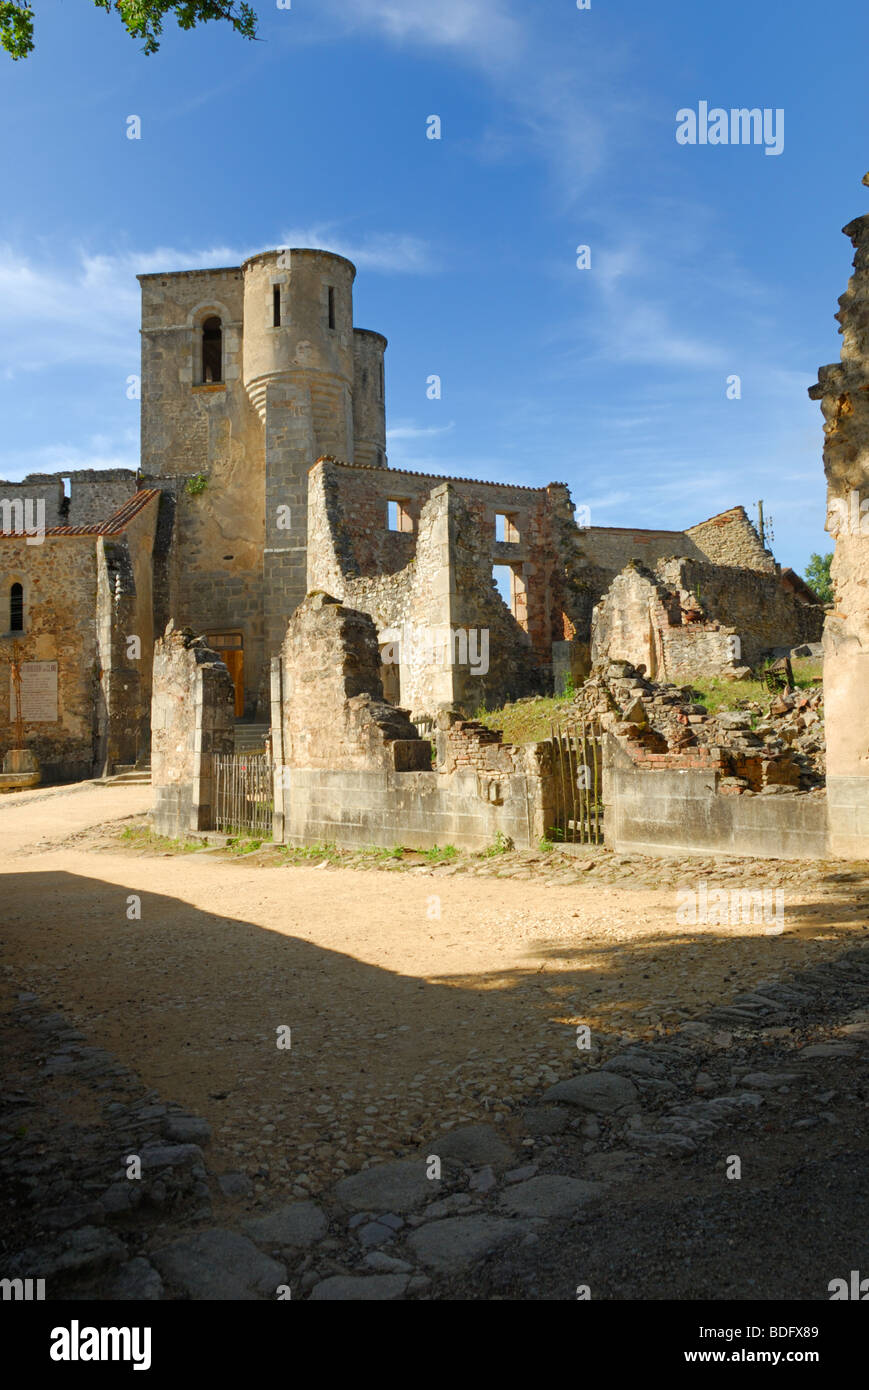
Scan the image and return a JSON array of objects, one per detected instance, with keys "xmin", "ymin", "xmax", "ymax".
[{"xmin": 138, "ymin": 249, "xmax": 387, "ymax": 716}]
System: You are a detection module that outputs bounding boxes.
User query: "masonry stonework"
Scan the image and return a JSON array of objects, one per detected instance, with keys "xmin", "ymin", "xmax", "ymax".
[
  {"xmin": 591, "ymin": 556, "xmax": 823, "ymax": 684},
  {"xmin": 150, "ymin": 624, "xmax": 235, "ymax": 837},
  {"xmin": 810, "ymin": 190, "xmax": 869, "ymax": 857}
]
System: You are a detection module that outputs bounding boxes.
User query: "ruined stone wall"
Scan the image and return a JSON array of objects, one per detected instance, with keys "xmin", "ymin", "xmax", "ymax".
[
  {"xmin": 592, "ymin": 557, "xmax": 823, "ymax": 683},
  {"xmin": 0, "ymin": 536, "xmax": 98, "ymax": 780},
  {"xmin": 429, "ymin": 484, "xmax": 542, "ymax": 711},
  {"xmin": 0, "ymin": 477, "xmax": 65, "ymax": 529},
  {"xmin": 809, "ymin": 195, "xmax": 869, "ymax": 857},
  {"xmin": 307, "ymin": 458, "xmax": 556, "ymax": 582},
  {"xmin": 307, "ymin": 464, "xmax": 544, "ymax": 715},
  {"xmin": 150, "ymin": 625, "xmax": 235, "ymax": 837},
  {"xmin": 273, "ymin": 594, "xmax": 554, "ymax": 851},
  {"xmin": 604, "ymin": 735, "xmax": 828, "ymax": 860},
  {"xmin": 657, "ymin": 557, "xmax": 824, "ymax": 668},
  {"xmin": 150, "ymin": 472, "xmax": 266, "ymax": 718},
  {"xmin": 569, "ymin": 507, "xmax": 775, "ymax": 647},
  {"xmin": 93, "ymin": 499, "xmax": 158, "ymax": 773},
  {"xmin": 279, "ymin": 592, "xmax": 429, "ymax": 771},
  {"xmin": 684, "ymin": 506, "xmax": 776, "ymax": 572},
  {"xmin": 591, "ymin": 563, "xmax": 742, "ymax": 683},
  {"xmin": 67, "ymin": 470, "xmax": 138, "ymax": 527},
  {"xmin": 576, "ymin": 526, "xmax": 703, "ymax": 577}
]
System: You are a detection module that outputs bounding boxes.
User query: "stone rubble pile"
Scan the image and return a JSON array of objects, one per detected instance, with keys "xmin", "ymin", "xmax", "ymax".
[{"xmin": 570, "ymin": 659, "xmax": 825, "ymax": 793}]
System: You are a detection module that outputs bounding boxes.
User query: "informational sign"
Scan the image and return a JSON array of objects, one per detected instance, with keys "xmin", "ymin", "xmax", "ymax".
[{"xmin": 10, "ymin": 661, "xmax": 58, "ymax": 722}]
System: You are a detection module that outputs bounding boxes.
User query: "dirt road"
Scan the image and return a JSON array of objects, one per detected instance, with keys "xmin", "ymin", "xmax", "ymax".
[{"xmin": 2, "ymin": 783, "xmax": 866, "ymax": 1204}]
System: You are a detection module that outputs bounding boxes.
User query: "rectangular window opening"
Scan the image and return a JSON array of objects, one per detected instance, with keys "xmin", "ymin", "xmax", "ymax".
[
  {"xmin": 493, "ymin": 562, "xmax": 528, "ymax": 629},
  {"xmin": 495, "ymin": 512, "xmax": 520, "ymax": 543},
  {"xmin": 328, "ymin": 286, "xmax": 336, "ymax": 330},
  {"xmin": 387, "ymin": 499, "xmax": 413, "ymax": 533},
  {"xmin": 273, "ymin": 286, "xmax": 281, "ymax": 328}
]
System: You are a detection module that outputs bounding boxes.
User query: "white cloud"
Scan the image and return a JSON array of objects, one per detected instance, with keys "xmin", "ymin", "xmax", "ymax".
[
  {"xmin": 277, "ymin": 227, "xmax": 438, "ymax": 274},
  {"xmin": 387, "ymin": 421, "xmax": 455, "ymax": 441},
  {"xmin": 0, "ymin": 242, "xmax": 238, "ymax": 377},
  {"xmin": 0, "ymin": 438, "xmax": 138, "ymax": 482},
  {"xmin": 318, "ymin": 0, "xmax": 620, "ymax": 195},
  {"xmin": 0, "ymin": 228, "xmax": 438, "ymax": 381},
  {"xmin": 321, "ymin": 0, "xmax": 523, "ymax": 66}
]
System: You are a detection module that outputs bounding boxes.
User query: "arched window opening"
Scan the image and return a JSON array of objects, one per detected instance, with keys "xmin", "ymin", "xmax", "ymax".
[
  {"xmin": 10, "ymin": 582, "xmax": 24, "ymax": 632},
  {"xmin": 202, "ymin": 316, "xmax": 223, "ymax": 383}
]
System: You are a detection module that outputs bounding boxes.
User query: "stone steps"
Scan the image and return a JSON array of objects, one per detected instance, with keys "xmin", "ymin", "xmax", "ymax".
[{"xmin": 234, "ymin": 724, "xmax": 270, "ymax": 753}]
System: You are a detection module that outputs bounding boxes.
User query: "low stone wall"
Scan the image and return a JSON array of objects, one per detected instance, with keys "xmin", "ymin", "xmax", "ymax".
[
  {"xmin": 604, "ymin": 735, "xmax": 829, "ymax": 860},
  {"xmin": 279, "ymin": 765, "xmax": 549, "ymax": 852}
]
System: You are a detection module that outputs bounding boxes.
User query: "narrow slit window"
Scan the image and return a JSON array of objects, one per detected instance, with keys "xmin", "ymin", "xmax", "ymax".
[
  {"xmin": 328, "ymin": 286, "xmax": 336, "ymax": 330},
  {"xmin": 10, "ymin": 582, "xmax": 23, "ymax": 632},
  {"xmin": 273, "ymin": 286, "xmax": 281, "ymax": 327},
  {"xmin": 201, "ymin": 316, "xmax": 222, "ymax": 383}
]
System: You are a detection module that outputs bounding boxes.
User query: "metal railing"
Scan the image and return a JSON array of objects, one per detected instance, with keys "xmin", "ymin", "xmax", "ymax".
[{"xmin": 214, "ymin": 752, "xmax": 273, "ymax": 837}]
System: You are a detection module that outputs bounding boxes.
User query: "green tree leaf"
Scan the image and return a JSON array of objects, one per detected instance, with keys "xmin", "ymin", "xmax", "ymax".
[
  {"xmin": 1, "ymin": 1, "xmax": 258, "ymax": 60},
  {"xmin": 804, "ymin": 551, "xmax": 833, "ymax": 604}
]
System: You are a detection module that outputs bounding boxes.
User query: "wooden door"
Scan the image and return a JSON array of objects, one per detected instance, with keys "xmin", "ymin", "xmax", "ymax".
[
  {"xmin": 208, "ymin": 633, "xmax": 245, "ymax": 717},
  {"xmin": 223, "ymin": 649, "xmax": 245, "ymax": 717}
]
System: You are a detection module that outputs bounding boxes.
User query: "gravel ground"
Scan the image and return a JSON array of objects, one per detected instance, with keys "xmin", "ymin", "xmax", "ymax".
[{"xmin": 1, "ymin": 784, "xmax": 867, "ymax": 1300}]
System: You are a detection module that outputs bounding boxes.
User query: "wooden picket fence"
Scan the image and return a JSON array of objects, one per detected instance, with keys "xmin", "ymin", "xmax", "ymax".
[
  {"xmin": 547, "ymin": 718, "xmax": 604, "ymax": 844},
  {"xmin": 214, "ymin": 752, "xmax": 272, "ymax": 837}
]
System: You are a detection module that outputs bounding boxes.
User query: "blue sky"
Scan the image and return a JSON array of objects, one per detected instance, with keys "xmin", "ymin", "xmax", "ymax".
[{"xmin": 1, "ymin": 0, "xmax": 867, "ymax": 574}]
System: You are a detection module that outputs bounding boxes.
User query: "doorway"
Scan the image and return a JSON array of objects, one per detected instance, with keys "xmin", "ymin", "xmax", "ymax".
[{"xmin": 208, "ymin": 631, "xmax": 245, "ymax": 717}]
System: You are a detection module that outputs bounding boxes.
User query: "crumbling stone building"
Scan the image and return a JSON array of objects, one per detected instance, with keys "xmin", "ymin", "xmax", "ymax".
[
  {"xmin": 591, "ymin": 553, "xmax": 823, "ymax": 685},
  {"xmin": 0, "ymin": 247, "xmax": 824, "ymax": 780},
  {"xmin": 0, "ymin": 482, "xmax": 159, "ymax": 780}
]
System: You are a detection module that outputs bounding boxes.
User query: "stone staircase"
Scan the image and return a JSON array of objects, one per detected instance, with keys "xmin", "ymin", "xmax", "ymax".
[{"xmin": 233, "ymin": 723, "xmax": 270, "ymax": 753}]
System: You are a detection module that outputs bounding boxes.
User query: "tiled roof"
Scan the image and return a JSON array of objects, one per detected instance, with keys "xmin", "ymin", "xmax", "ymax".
[
  {"xmin": 311, "ymin": 456, "xmax": 552, "ymax": 494},
  {"xmin": 0, "ymin": 489, "xmax": 161, "ymax": 538}
]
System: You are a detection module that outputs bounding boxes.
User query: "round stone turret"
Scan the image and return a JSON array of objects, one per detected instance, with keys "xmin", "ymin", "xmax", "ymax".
[
  {"xmin": 242, "ymin": 248, "xmax": 356, "ymax": 459},
  {"xmin": 352, "ymin": 329, "xmax": 388, "ymax": 467}
]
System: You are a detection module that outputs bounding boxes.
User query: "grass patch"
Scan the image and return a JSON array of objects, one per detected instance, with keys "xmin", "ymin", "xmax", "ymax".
[
  {"xmin": 688, "ymin": 658, "xmax": 823, "ymax": 715},
  {"xmin": 424, "ymin": 844, "xmax": 459, "ymax": 863},
  {"xmin": 225, "ymin": 836, "xmax": 272, "ymax": 855},
  {"xmin": 119, "ymin": 825, "xmax": 200, "ymax": 854},
  {"xmin": 477, "ymin": 657, "xmax": 823, "ymax": 741},
  {"xmin": 476, "ymin": 693, "xmax": 580, "ymax": 745},
  {"xmin": 356, "ymin": 845, "xmax": 405, "ymax": 865},
  {"xmin": 278, "ymin": 841, "xmax": 341, "ymax": 865}
]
